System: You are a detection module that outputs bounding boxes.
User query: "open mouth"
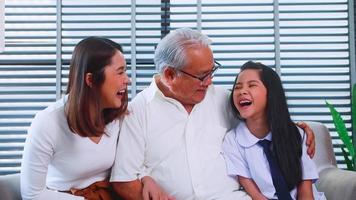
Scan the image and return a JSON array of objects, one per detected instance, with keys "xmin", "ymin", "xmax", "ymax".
[
  {"xmin": 117, "ymin": 89, "xmax": 126, "ymax": 96},
  {"xmin": 239, "ymin": 100, "xmax": 252, "ymax": 107}
]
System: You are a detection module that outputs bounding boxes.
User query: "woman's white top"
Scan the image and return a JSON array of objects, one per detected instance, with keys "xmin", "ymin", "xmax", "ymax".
[{"xmin": 20, "ymin": 96, "xmax": 121, "ymax": 200}]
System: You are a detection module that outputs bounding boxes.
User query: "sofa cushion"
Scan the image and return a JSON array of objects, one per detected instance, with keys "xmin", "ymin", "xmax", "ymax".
[{"xmin": 0, "ymin": 173, "xmax": 21, "ymax": 200}]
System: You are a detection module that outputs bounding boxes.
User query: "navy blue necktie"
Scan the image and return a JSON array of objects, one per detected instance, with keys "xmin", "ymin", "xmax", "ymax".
[{"xmin": 258, "ymin": 139, "xmax": 293, "ymax": 200}]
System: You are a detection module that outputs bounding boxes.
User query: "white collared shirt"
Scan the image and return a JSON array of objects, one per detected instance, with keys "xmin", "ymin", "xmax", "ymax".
[
  {"xmin": 111, "ymin": 77, "xmax": 251, "ymax": 200},
  {"xmin": 222, "ymin": 122, "xmax": 325, "ymax": 200}
]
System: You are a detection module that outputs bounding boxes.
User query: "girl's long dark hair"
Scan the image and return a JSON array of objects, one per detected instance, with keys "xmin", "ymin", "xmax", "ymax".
[{"xmin": 230, "ymin": 61, "xmax": 303, "ymax": 190}]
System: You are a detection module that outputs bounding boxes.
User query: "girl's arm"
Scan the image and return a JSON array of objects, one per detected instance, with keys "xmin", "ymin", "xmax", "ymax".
[
  {"xmin": 238, "ymin": 176, "xmax": 267, "ymax": 200},
  {"xmin": 297, "ymin": 180, "xmax": 314, "ymax": 200}
]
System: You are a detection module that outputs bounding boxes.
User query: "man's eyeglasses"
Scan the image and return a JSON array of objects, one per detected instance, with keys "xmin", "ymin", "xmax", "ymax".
[{"xmin": 177, "ymin": 60, "xmax": 221, "ymax": 83}]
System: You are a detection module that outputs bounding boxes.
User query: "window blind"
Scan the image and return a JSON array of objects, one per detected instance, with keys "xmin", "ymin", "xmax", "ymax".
[
  {"xmin": 61, "ymin": 0, "xmax": 133, "ymax": 98},
  {"xmin": 0, "ymin": 0, "xmax": 57, "ymax": 175},
  {"xmin": 279, "ymin": 0, "xmax": 351, "ymax": 167},
  {"xmin": 135, "ymin": 0, "xmax": 161, "ymax": 93},
  {"xmin": 200, "ymin": 0, "xmax": 276, "ymax": 89},
  {"xmin": 0, "ymin": 0, "xmax": 4, "ymax": 52}
]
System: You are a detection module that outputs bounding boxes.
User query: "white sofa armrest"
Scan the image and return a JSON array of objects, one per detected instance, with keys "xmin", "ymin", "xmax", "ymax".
[
  {"xmin": 317, "ymin": 167, "xmax": 356, "ymax": 200},
  {"xmin": 307, "ymin": 121, "xmax": 356, "ymax": 200},
  {"xmin": 308, "ymin": 121, "xmax": 337, "ymax": 172},
  {"xmin": 0, "ymin": 173, "xmax": 21, "ymax": 200}
]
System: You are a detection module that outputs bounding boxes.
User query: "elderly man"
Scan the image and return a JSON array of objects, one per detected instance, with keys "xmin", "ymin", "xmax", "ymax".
[{"xmin": 110, "ymin": 28, "xmax": 315, "ymax": 200}]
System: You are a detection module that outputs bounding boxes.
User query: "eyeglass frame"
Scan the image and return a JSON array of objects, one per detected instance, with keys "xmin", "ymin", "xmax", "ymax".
[{"xmin": 175, "ymin": 60, "xmax": 221, "ymax": 83}]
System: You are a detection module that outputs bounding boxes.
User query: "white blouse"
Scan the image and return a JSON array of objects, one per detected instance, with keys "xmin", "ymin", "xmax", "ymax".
[
  {"xmin": 21, "ymin": 96, "xmax": 120, "ymax": 200},
  {"xmin": 222, "ymin": 122, "xmax": 325, "ymax": 200}
]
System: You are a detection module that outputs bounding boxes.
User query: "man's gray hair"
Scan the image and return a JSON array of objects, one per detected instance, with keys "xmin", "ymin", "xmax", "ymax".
[{"xmin": 154, "ymin": 28, "xmax": 212, "ymax": 73}]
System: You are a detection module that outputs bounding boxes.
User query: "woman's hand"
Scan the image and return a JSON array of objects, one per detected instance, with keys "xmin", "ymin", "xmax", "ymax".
[
  {"xmin": 296, "ymin": 121, "xmax": 315, "ymax": 158},
  {"xmin": 141, "ymin": 176, "xmax": 176, "ymax": 200}
]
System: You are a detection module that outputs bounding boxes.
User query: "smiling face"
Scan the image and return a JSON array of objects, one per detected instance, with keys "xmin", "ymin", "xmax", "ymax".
[
  {"xmin": 233, "ymin": 69, "xmax": 268, "ymax": 122},
  {"xmin": 99, "ymin": 50, "xmax": 130, "ymax": 109}
]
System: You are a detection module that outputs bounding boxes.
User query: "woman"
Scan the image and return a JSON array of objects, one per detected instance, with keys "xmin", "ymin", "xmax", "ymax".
[{"xmin": 20, "ymin": 37, "xmax": 130, "ymax": 200}]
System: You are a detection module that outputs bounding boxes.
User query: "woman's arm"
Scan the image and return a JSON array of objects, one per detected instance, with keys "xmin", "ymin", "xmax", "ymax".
[
  {"xmin": 297, "ymin": 180, "xmax": 314, "ymax": 200},
  {"xmin": 20, "ymin": 113, "xmax": 82, "ymax": 200},
  {"xmin": 238, "ymin": 176, "xmax": 267, "ymax": 200}
]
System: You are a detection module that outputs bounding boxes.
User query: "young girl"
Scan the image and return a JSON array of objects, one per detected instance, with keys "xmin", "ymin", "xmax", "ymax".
[{"xmin": 222, "ymin": 61, "xmax": 325, "ymax": 200}]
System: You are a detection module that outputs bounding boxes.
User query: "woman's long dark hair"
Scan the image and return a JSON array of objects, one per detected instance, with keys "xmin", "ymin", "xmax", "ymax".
[
  {"xmin": 230, "ymin": 61, "xmax": 302, "ymax": 190},
  {"xmin": 66, "ymin": 36, "xmax": 128, "ymax": 137}
]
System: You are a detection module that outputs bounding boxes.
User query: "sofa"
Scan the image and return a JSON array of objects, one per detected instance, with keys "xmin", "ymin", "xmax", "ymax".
[
  {"xmin": 0, "ymin": 121, "xmax": 355, "ymax": 200},
  {"xmin": 0, "ymin": 173, "xmax": 21, "ymax": 200},
  {"xmin": 309, "ymin": 121, "xmax": 356, "ymax": 200}
]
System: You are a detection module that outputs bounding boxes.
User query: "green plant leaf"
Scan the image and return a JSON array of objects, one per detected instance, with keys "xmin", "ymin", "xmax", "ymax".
[
  {"xmin": 352, "ymin": 83, "xmax": 356, "ymax": 135},
  {"xmin": 351, "ymin": 83, "xmax": 356, "ymax": 168},
  {"xmin": 326, "ymin": 101, "xmax": 355, "ymax": 159},
  {"xmin": 341, "ymin": 147, "xmax": 354, "ymax": 170}
]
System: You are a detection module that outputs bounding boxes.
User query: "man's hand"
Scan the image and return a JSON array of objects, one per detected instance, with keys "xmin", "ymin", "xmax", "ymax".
[
  {"xmin": 296, "ymin": 121, "xmax": 315, "ymax": 158},
  {"xmin": 142, "ymin": 176, "xmax": 176, "ymax": 200}
]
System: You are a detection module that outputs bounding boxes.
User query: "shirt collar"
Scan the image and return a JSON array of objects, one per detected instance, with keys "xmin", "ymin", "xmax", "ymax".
[
  {"xmin": 145, "ymin": 75, "xmax": 215, "ymax": 112},
  {"xmin": 146, "ymin": 75, "xmax": 185, "ymax": 105},
  {"xmin": 235, "ymin": 122, "xmax": 272, "ymax": 148},
  {"xmin": 146, "ymin": 75, "xmax": 164, "ymax": 102}
]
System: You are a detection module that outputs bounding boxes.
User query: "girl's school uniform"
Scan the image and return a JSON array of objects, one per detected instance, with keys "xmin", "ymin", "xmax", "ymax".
[{"xmin": 222, "ymin": 122, "xmax": 326, "ymax": 200}]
